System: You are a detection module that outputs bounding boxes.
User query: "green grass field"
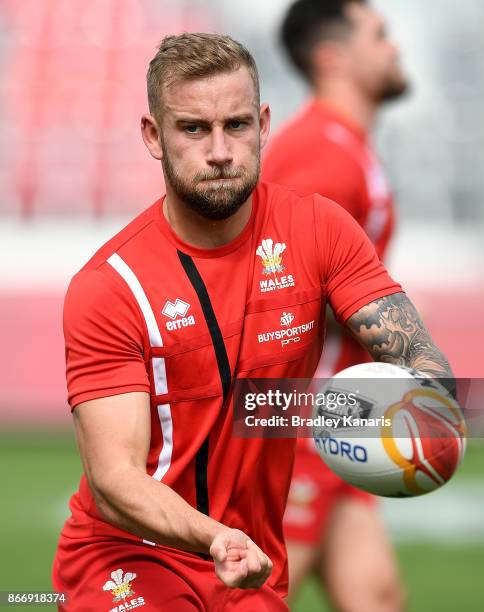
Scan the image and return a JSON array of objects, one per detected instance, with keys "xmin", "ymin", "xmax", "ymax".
[{"xmin": 1, "ymin": 431, "xmax": 483, "ymax": 611}]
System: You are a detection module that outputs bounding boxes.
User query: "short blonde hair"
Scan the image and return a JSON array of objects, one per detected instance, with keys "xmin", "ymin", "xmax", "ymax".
[{"xmin": 147, "ymin": 32, "xmax": 260, "ymax": 124}]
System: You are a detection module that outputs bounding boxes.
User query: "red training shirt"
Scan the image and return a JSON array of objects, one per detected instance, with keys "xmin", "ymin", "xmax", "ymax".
[{"xmin": 60, "ymin": 182, "xmax": 401, "ymax": 595}]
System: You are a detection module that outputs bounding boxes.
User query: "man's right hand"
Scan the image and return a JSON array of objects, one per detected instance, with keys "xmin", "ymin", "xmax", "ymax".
[{"xmin": 210, "ymin": 528, "xmax": 273, "ymax": 589}]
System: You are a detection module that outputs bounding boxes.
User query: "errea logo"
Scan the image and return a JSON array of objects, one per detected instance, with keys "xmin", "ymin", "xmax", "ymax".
[
  {"xmin": 162, "ymin": 299, "xmax": 189, "ymax": 319},
  {"xmin": 162, "ymin": 299, "xmax": 196, "ymax": 331}
]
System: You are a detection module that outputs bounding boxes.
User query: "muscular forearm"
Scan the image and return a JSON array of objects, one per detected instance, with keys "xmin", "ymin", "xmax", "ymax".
[
  {"xmin": 72, "ymin": 394, "xmax": 273, "ymax": 589},
  {"xmin": 91, "ymin": 464, "xmax": 274, "ymax": 591},
  {"xmin": 92, "ymin": 465, "xmax": 224, "ymax": 553}
]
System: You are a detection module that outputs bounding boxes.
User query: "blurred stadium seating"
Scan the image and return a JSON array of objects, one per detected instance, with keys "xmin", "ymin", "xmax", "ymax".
[{"xmin": 0, "ymin": 0, "xmax": 217, "ymax": 217}]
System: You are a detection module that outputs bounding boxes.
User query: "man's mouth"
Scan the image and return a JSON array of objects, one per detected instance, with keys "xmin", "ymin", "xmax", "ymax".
[{"xmin": 200, "ymin": 175, "xmax": 241, "ymax": 186}]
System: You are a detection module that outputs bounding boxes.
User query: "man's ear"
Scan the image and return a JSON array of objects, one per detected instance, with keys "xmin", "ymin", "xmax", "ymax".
[
  {"xmin": 259, "ymin": 103, "xmax": 271, "ymax": 149},
  {"xmin": 141, "ymin": 113, "xmax": 163, "ymax": 160}
]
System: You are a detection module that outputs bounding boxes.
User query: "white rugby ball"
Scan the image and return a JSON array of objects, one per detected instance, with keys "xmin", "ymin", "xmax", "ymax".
[{"xmin": 312, "ymin": 362, "xmax": 466, "ymax": 497}]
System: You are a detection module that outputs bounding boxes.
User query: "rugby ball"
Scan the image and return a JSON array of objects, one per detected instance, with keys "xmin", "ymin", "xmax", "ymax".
[{"xmin": 312, "ymin": 362, "xmax": 466, "ymax": 497}]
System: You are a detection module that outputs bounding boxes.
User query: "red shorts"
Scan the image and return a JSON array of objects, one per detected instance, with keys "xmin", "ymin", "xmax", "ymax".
[
  {"xmin": 283, "ymin": 439, "xmax": 375, "ymax": 545},
  {"xmin": 52, "ymin": 536, "xmax": 288, "ymax": 612}
]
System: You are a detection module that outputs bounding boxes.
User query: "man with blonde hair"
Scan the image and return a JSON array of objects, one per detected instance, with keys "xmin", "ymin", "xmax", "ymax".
[{"xmin": 53, "ymin": 32, "xmax": 451, "ymax": 611}]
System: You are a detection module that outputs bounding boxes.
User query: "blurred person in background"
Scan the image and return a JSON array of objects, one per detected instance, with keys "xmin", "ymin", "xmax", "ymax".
[{"xmin": 263, "ymin": 0, "xmax": 408, "ymax": 610}]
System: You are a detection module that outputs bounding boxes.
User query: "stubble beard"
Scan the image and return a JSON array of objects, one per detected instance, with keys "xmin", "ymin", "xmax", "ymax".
[{"xmin": 161, "ymin": 141, "xmax": 260, "ymax": 221}]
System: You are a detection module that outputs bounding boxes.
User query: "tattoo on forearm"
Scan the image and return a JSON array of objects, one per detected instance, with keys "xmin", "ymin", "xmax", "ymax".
[{"xmin": 347, "ymin": 293, "xmax": 453, "ymax": 378}]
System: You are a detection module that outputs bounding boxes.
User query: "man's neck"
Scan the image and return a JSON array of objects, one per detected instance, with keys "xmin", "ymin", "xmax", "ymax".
[
  {"xmin": 313, "ymin": 80, "xmax": 378, "ymax": 133},
  {"xmin": 163, "ymin": 190, "xmax": 253, "ymax": 249}
]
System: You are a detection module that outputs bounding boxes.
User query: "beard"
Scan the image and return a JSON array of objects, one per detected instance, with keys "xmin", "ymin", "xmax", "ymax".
[
  {"xmin": 378, "ymin": 72, "xmax": 410, "ymax": 103},
  {"xmin": 161, "ymin": 142, "xmax": 260, "ymax": 221},
  {"xmin": 380, "ymin": 80, "xmax": 409, "ymax": 102}
]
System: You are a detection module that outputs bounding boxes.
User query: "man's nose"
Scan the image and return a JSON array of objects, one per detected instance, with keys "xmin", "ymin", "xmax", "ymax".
[{"xmin": 207, "ymin": 128, "xmax": 233, "ymax": 166}]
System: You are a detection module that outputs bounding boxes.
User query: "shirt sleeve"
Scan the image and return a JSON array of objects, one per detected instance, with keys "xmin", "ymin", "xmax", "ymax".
[
  {"xmin": 315, "ymin": 196, "xmax": 402, "ymax": 323},
  {"xmin": 64, "ymin": 267, "xmax": 150, "ymax": 409}
]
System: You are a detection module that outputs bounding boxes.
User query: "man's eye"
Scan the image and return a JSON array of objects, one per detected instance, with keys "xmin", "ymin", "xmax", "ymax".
[
  {"xmin": 228, "ymin": 120, "xmax": 246, "ymax": 130},
  {"xmin": 184, "ymin": 125, "xmax": 203, "ymax": 134}
]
